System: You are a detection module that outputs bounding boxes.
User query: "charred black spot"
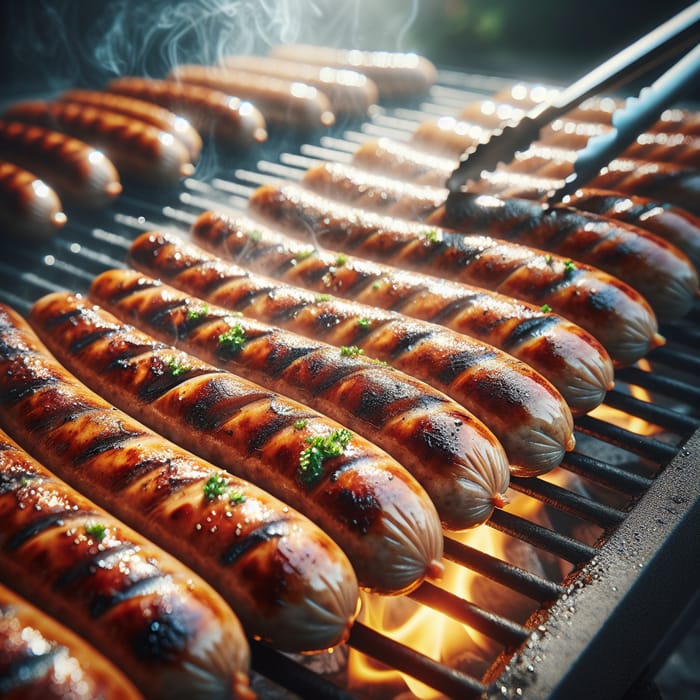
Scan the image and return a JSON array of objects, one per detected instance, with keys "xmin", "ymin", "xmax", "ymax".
[
  {"xmin": 0, "ymin": 647, "xmax": 63, "ymax": 694},
  {"xmin": 142, "ymin": 299, "xmax": 190, "ymax": 336},
  {"xmin": 422, "ymin": 294, "xmax": 481, "ymax": 322},
  {"xmin": 266, "ymin": 301, "xmax": 308, "ymax": 323},
  {"xmin": 102, "ymin": 277, "xmax": 160, "ymax": 303},
  {"xmin": 388, "ymin": 328, "xmax": 434, "ymax": 358},
  {"xmin": 315, "ymin": 310, "xmax": 342, "ymax": 330},
  {"xmin": 437, "ymin": 348, "xmax": 497, "ymax": 384},
  {"xmin": 90, "ymin": 574, "xmax": 172, "ymax": 620},
  {"xmin": 504, "ymin": 315, "xmax": 560, "ymax": 351},
  {"xmin": 0, "ymin": 374, "xmax": 58, "ymax": 404},
  {"xmin": 220, "ymin": 519, "xmax": 289, "ymax": 564},
  {"xmin": 75, "ymin": 425, "xmax": 144, "ymax": 464},
  {"xmin": 39, "ymin": 307, "xmax": 82, "ymax": 330},
  {"xmin": 69, "ymin": 328, "xmax": 118, "ymax": 354},
  {"xmin": 0, "ymin": 469, "xmax": 43, "ymax": 495},
  {"xmin": 246, "ymin": 412, "xmax": 296, "ymax": 453},
  {"xmin": 331, "ymin": 477, "xmax": 381, "ymax": 535},
  {"xmin": 7, "ymin": 511, "xmax": 83, "ymax": 550},
  {"xmin": 262, "ymin": 338, "xmax": 317, "ymax": 377},
  {"xmin": 54, "ymin": 543, "xmax": 139, "ymax": 589}
]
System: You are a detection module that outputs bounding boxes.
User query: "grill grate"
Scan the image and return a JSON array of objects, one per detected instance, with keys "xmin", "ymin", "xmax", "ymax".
[{"xmin": 1, "ymin": 68, "xmax": 699, "ymax": 699}]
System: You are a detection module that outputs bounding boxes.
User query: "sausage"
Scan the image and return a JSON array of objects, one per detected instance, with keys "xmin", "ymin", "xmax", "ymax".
[
  {"xmin": 563, "ymin": 187, "xmax": 700, "ymax": 271},
  {"xmin": 301, "ymin": 160, "xmax": 698, "ymax": 319},
  {"xmin": 0, "ymin": 424, "xmax": 251, "ymax": 699},
  {"xmin": 0, "ymin": 580, "xmax": 142, "ymax": 699},
  {"xmin": 0, "ymin": 159, "xmax": 66, "ymax": 240},
  {"xmin": 89, "ymin": 267, "xmax": 510, "ymax": 531},
  {"xmin": 107, "ymin": 77, "xmax": 268, "ymax": 148},
  {"xmin": 4, "ymin": 100, "xmax": 194, "ymax": 186},
  {"xmin": 168, "ymin": 65, "xmax": 335, "ymax": 129},
  {"xmin": 246, "ymin": 183, "xmax": 662, "ymax": 366},
  {"xmin": 268, "ymin": 44, "xmax": 437, "ymax": 98},
  {"xmin": 59, "ymin": 89, "xmax": 203, "ymax": 163},
  {"xmin": 0, "ymin": 120, "xmax": 121, "ymax": 207},
  {"xmin": 29, "ymin": 292, "xmax": 443, "ymax": 594},
  {"xmin": 127, "ymin": 230, "xmax": 575, "ymax": 478},
  {"xmin": 189, "ymin": 209, "xmax": 613, "ymax": 406},
  {"xmin": 222, "ymin": 55, "xmax": 378, "ymax": 116},
  {"xmin": 0, "ymin": 304, "xmax": 359, "ymax": 651},
  {"xmin": 412, "ymin": 118, "xmax": 491, "ymax": 158}
]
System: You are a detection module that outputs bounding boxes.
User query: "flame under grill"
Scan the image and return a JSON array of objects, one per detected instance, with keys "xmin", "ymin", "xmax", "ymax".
[{"xmin": 1, "ymin": 68, "xmax": 699, "ymax": 700}]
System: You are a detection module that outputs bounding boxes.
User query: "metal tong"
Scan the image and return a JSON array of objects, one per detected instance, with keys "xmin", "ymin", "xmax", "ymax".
[{"xmin": 445, "ymin": 2, "xmax": 700, "ymax": 196}]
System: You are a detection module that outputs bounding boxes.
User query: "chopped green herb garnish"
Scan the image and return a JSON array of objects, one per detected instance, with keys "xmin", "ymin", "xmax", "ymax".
[
  {"xmin": 84, "ymin": 522, "xmax": 106, "ymax": 542},
  {"xmin": 248, "ymin": 229, "xmax": 263, "ymax": 242},
  {"xmin": 203, "ymin": 474, "xmax": 229, "ymax": 500},
  {"xmin": 294, "ymin": 419, "xmax": 308, "ymax": 430},
  {"xmin": 298, "ymin": 429, "xmax": 353, "ymax": 485},
  {"xmin": 218, "ymin": 323, "xmax": 247, "ymax": 355},
  {"xmin": 229, "ymin": 489, "xmax": 247, "ymax": 505},
  {"xmin": 315, "ymin": 294, "xmax": 331, "ymax": 303},
  {"xmin": 357, "ymin": 317, "xmax": 371, "ymax": 329},
  {"xmin": 564, "ymin": 259, "xmax": 577, "ymax": 273},
  {"xmin": 166, "ymin": 357, "xmax": 191, "ymax": 377},
  {"xmin": 340, "ymin": 345, "xmax": 364, "ymax": 358},
  {"xmin": 371, "ymin": 281, "xmax": 381, "ymax": 290},
  {"xmin": 372, "ymin": 358, "xmax": 390, "ymax": 367},
  {"xmin": 540, "ymin": 303, "xmax": 552, "ymax": 313},
  {"xmin": 186, "ymin": 304, "xmax": 209, "ymax": 321},
  {"xmin": 20, "ymin": 478, "xmax": 29, "ymax": 487},
  {"xmin": 295, "ymin": 248, "xmax": 314, "ymax": 261},
  {"xmin": 422, "ymin": 228, "xmax": 440, "ymax": 243},
  {"xmin": 544, "ymin": 254, "xmax": 553, "ymax": 264},
  {"xmin": 334, "ymin": 254, "xmax": 347, "ymax": 267}
]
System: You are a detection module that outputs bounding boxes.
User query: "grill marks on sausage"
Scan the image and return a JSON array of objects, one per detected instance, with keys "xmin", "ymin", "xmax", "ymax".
[
  {"xmin": 0, "ymin": 645, "xmax": 64, "ymax": 695},
  {"xmin": 220, "ymin": 519, "xmax": 289, "ymax": 564},
  {"xmin": 7, "ymin": 511, "xmax": 85, "ymax": 551}
]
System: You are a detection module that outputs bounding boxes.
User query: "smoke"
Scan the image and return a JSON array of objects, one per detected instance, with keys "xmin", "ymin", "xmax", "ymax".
[{"xmin": 1, "ymin": 0, "xmax": 423, "ymax": 94}]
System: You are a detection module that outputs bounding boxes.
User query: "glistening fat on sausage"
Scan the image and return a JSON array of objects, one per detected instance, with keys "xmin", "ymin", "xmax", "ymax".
[{"xmin": 0, "ymin": 304, "xmax": 360, "ymax": 652}]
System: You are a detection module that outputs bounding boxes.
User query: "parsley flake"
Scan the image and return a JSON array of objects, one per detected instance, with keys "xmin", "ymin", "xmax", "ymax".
[
  {"xmin": 564, "ymin": 259, "xmax": 577, "ymax": 273},
  {"xmin": 166, "ymin": 357, "xmax": 191, "ymax": 377},
  {"xmin": 357, "ymin": 317, "xmax": 371, "ymax": 329},
  {"xmin": 218, "ymin": 324, "xmax": 247, "ymax": 355},
  {"xmin": 186, "ymin": 304, "xmax": 209, "ymax": 321},
  {"xmin": 540, "ymin": 303, "xmax": 552, "ymax": 313},
  {"xmin": 422, "ymin": 228, "xmax": 440, "ymax": 243},
  {"xmin": 295, "ymin": 248, "xmax": 314, "ymax": 261},
  {"xmin": 203, "ymin": 474, "xmax": 229, "ymax": 500},
  {"xmin": 293, "ymin": 419, "xmax": 308, "ymax": 430},
  {"xmin": 334, "ymin": 254, "xmax": 347, "ymax": 267},
  {"xmin": 84, "ymin": 522, "xmax": 106, "ymax": 542},
  {"xmin": 229, "ymin": 489, "xmax": 246, "ymax": 505},
  {"xmin": 298, "ymin": 429, "xmax": 353, "ymax": 485},
  {"xmin": 340, "ymin": 345, "xmax": 364, "ymax": 358},
  {"xmin": 248, "ymin": 229, "xmax": 263, "ymax": 242},
  {"xmin": 315, "ymin": 294, "xmax": 331, "ymax": 303}
]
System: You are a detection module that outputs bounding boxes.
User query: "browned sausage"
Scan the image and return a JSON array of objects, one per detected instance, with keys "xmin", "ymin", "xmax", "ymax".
[
  {"xmin": 269, "ymin": 44, "xmax": 437, "ymax": 98},
  {"xmin": 107, "ymin": 76, "xmax": 268, "ymax": 148},
  {"xmin": 4, "ymin": 100, "xmax": 194, "ymax": 185},
  {"xmin": 0, "ymin": 159, "xmax": 66, "ymax": 240},
  {"xmin": 0, "ymin": 120, "xmax": 121, "ymax": 207},
  {"xmin": 89, "ymin": 267, "xmax": 511, "ymax": 531},
  {"xmin": 247, "ymin": 182, "xmax": 662, "ymax": 366},
  {"xmin": 168, "ymin": 65, "xmax": 335, "ymax": 129},
  {"xmin": 59, "ymin": 89, "xmax": 203, "ymax": 162},
  {"xmin": 189, "ymin": 208, "xmax": 614, "ymax": 402},
  {"xmin": 222, "ymin": 55, "xmax": 379, "ymax": 116},
  {"xmin": 301, "ymin": 160, "xmax": 698, "ymax": 319},
  {"xmin": 0, "ymin": 580, "xmax": 142, "ymax": 699},
  {"xmin": 0, "ymin": 423, "xmax": 251, "ymax": 699},
  {"xmin": 0, "ymin": 303, "xmax": 359, "ymax": 652},
  {"xmin": 29, "ymin": 292, "xmax": 443, "ymax": 594},
  {"xmin": 127, "ymin": 229, "xmax": 575, "ymax": 477}
]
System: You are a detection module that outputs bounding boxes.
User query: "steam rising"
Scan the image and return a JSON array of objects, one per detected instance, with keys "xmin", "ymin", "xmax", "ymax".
[{"xmin": 4, "ymin": 0, "xmax": 421, "ymax": 92}]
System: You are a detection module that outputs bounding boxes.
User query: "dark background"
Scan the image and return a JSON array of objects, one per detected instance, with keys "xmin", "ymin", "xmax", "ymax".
[{"xmin": 0, "ymin": 0, "xmax": 696, "ymax": 99}]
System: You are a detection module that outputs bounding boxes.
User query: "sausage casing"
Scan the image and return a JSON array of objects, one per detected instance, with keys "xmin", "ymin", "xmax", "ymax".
[
  {"xmin": 90, "ymin": 266, "xmax": 511, "ymax": 531},
  {"xmin": 0, "ymin": 120, "xmax": 121, "ymax": 207},
  {"xmin": 0, "ymin": 422, "xmax": 251, "ymax": 699},
  {"xmin": 0, "ymin": 580, "xmax": 142, "ymax": 700},
  {"xmin": 127, "ymin": 230, "xmax": 575, "ymax": 477},
  {"xmin": 0, "ymin": 304, "xmax": 359, "ymax": 651},
  {"xmin": 0, "ymin": 159, "xmax": 66, "ymax": 240}
]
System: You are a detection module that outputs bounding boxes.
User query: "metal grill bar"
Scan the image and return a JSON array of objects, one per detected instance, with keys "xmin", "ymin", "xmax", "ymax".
[
  {"xmin": 615, "ymin": 366, "xmax": 700, "ymax": 405},
  {"xmin": 561, "ymin": 452, "xmax": 653, "ymax": 494},
  {"xmin": 603, "ymin": 389, "xmax": 700, "ymax": 434}
]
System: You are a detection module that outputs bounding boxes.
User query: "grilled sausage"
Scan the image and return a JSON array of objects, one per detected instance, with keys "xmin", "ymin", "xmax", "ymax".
[
  {"xmin": 89, "ymin": 267, "xmax": 510, "ymax": 531},
  {"xmin": 269, "ymin": 44, "xmax": 437, "ymax": 98},
  {"xmin": 168, "ymin": 65, "xmax": 335, "ymax": 129},
  {"xmin": 563, "ymin": 187, "xmax": 700, "ymax": 271},
  {"xmin": 190, "ymin": 208, "xmax": 614, "ymax": 407},
  {"xmin": 59, "ymin": 89, "xmax": 203, "ymax": 162},
  {"xmin": 301, "ymin": 160, "xmax": 698, "ymax": 319},
  {"xmin": 247, "ymin": 183, "xmax": 662, "ymax": 366},
  {"xmin": 4, "ymin": 101, "xmax": 194, "ymax": 186},
  {"xmin": 222, "ymin": 55, "xmax": 378, "ymax": 116},
  {"xmin": 0, "ymin": 120, "xmax": 121, "ymax": 207},
  {"xmin": 0, "ymin": 580, "xmax": 142, "ymax": 699},
  {"xmin": 127, "ymin": 230, "xmax": 575, "ymax": 477},
  {"xmin": 30, "ymin": 292, "xmax": 443, "ymax": 594},
  {"xmin": 0, "ymin": 160, "xmax": 66, "ymax": 240},
  {"xmin": 0, "ymin": 423, "xmax": 251, "ymax": 699},
  {"xmin": 107, "ymin": 77, "xmax": 268, "ymax": 148},
  {"xmin": 0, "ymin": 304, "xmax": 359, "ymax": 651}
]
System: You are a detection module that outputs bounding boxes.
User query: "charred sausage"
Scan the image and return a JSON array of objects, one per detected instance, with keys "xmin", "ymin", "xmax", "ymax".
[
  {"xmin": 0, "ymin": 120, "xmax": 121, "ymax": 207},
  {"xmin": 247, "ymin": 183, "xmax": 662, "ymax": 365},
  {"xmin": 301, "ymin": 161, "xmax": 698, "ymax": 319},
  {"xmin": 168, "ymin": 65, "xmax": 336, "ymax": 129},
  {"xmin": 269, "ymin": 44, "xmax": 437, "ymax": 98},
  {"xmin": 0, "ymin": 580, "xmax": 142, "ymax": 699},
  {"xmin": 107, "ymin": 77, "xmax": 268, "ymax": 148},
  {"xmin": 0, "ymin": 423, "xmax": 252, "ymax": 699},
  {"xmin": 222, "ymin": 55, "xmax": 378, "ymax": 116},
  {"xmin": 4, "ymin": 100, "xmax": 194, "ymax": 186},
  {"xmin": 89, "ymin": 267, "xmax": 511, "ymax": 531},
  {"xmin": 190, "ymin": 208, "xmax": 614, "ymax": 406},
  {"xmin": 127, "ymin": 230, "xmax": 575, "ymax": 477},
  {"xmin": 59, "ymin": 89, "xmax": 203, "ymax": 162},
  {"xmin": 0, "ymin": 159, "xmax": 66, "ymax": 240},
  {"xmin": 30, "ymin": 292, "xmax": 444, "ymax": 594},
  {"xmin": 0, "ymin": 304, "xmax": 359, "ymax": 651}
]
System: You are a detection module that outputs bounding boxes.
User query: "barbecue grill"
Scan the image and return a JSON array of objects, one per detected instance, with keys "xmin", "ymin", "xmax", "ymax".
[{"xmin": 1, "ymin": 9, "xmax": 699, "ymax": 700}]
